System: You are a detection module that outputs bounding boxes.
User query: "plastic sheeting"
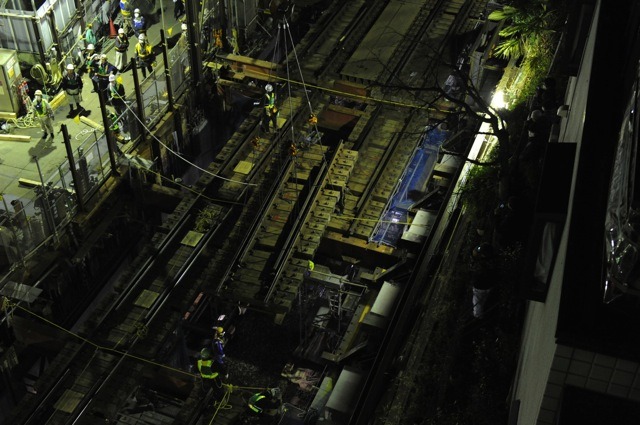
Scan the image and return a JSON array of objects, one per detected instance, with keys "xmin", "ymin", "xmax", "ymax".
[
  {"xmin": 371, "ymin": 126, "xmax": 446, "ymax": 246},
  {"xmin": 604, "ymin": 67, "xmax": 640, "ymax": 302}
]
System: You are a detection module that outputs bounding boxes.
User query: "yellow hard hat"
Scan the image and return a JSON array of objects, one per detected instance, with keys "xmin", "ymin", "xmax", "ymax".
[{"xmin": 216, "ymin": 327, "xmax": 224, "ymax": 334}]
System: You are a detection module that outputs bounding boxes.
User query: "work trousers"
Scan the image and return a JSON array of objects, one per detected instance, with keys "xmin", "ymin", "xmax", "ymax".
[
  {"xmin": 66, "ymin": 91, "xmax": 83, "ymax": 107},
  {"xmin": 38, "ymin": 115, "xmax": 54, "ymax": 135},
  {"xmin": 115, "ymin": 50, "xmax": 128, "ymax": 71}
]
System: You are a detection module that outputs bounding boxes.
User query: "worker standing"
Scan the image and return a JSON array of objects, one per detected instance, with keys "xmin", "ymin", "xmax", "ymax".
[
  {"xmin": 119, "ymin": 0, "xmax": 132, "ymax": 35},
  {"xmin": 211, "ymin": 327, "xmax": 226, "ymax": 368},
  {"xmin": 82, "ymin": 24, "xmax": 97, "ymax": 49},
  {"xmin": 94, "ymin": 54, "xmax": 116, "ymax": 94},
  {"xmin": 135, "ymin": 34, "xmax": 154, "ymax": 79},
  {"xmin": 31, "ymin": 90, "xmax": 55, "ymax": 140},
  {"xmin": 108, "ymin": 74, "xmax": 128, "ymax": 134},
  {"xmin": 61, "ymin": 64, "xmax": 84, "ymax": 118},
  {"xmin": 261, "ymin": 84, "xmax": 278, "ymax": 133},
  {"xmin": 132, "ymin": 9, "xmax": 146, "ymax": 38},
  {"xmin": 197, "ymin": 348, "xmax": 223, "ymax": 398},
  {"xmin": 114, "ymin": 28, "xmax": 129, "ymax": 72}
]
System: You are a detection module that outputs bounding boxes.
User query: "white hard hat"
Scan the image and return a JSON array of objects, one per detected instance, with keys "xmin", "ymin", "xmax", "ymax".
[
  {"xmin": 118, "ymin": 28, "xmax": 125, "ymax": 34},
  {"xmin": 87, "ymin": 44, "xmax": 95, "ymax": 50},
  {"xmin": 35, "ymin": 89, "xmax": 43, "ymax": 96},
  {"xmin": 138, "ymin": 34, "xmax": 146, "ymax": 41},
  {"xmin": 66, "ymin": 63, "xmax": 75, "ymax": 70},
  {"xmin": 100, "ymin": 54, "xmax": 107, "ymax": 59},
  {"xmin": 109, "ymin": 74, "xmax": 116, "ymax": 82},
  {"xmin": 134, "ymin": 8, "xmax": 140, "ymax": 13},
  {"xmin": 265, "ymin": 84, "xmax": 273, "ymax": 93},
  {"xmin": 181, "ymin": 23, "xmax": 188, "ymax": 31}
]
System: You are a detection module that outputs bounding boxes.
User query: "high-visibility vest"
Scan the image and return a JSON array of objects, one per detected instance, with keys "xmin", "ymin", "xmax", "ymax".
[
  {"xmin": 197, "ymin": 359, "xmax": 219, "ymax": 379},
  {"xmin": 33, "ymin": 100, "xmax": 50, "ymax": 116},
  {"xmin": 136, "ymin": 43, "xmax": 152, "ymax": 59},
  {"xmin": 248, "ymin": 394, "xmax": 266, "ymax": 413},
  {"xmin": 264, "ymin": 93, "xmax": 275, "ymax": 109}
]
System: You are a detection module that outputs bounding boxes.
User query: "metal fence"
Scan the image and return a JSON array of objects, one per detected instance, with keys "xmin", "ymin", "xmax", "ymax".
[{"xmin": 0, "ymin": 35, "xmax": 191, "ymax": 274}]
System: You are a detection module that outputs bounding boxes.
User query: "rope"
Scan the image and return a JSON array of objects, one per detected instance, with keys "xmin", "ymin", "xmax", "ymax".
[{"xmin": 1, "ymin": 297, "xmax": 197, "ymax": 378}]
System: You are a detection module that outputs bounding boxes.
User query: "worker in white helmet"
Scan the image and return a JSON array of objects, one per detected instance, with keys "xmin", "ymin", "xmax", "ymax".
[
  {"xmin": 61, "ymin": 63, "xmax": 84, "ymax": 118},
  {"xmin": 135, "ymin": 33, "xmax": 154, "ymax": 78},
  {"xmin": 31, "ymin": 90, "xmax": 55, "ymax": 140},
  {"xmin": 261, "ymin": 84, "xmax": 278, "ymax": 133},
  {"xmin": 132, "ymin": 8, "xmax": 146, "ymax": 38},
  {"xmin": 114, "ymin": 27, "xmax": 130, "ymax": 72}
]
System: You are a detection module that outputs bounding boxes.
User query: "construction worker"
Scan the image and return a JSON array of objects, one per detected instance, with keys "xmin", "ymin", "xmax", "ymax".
[
  {"xmin": 247, "ymin": 388, "xmax": 283, "ymax": 422},
  {"xmin": 135, "ymin": 34, "xmax": 154, "ymax": 78},
  {"xmin": 114, "ymin": 28, "xmax": 129, "ymax": 72},
  {"xmin": 132, "ymin": 9, "xmax": 146, "ymax": 38},
  {"xmin": 61, "ymin": 63, "xmax": 84, "ymax": 118},
  {"xmin": 197, "ymin": 348, "xmax": 223, "ymax": 397},
  {"xmin": 108, "ymin": 74, "xmax": 128, "ymax": 134},
  {"xmin": 81, "ymin": 44, "xmax": 97, "ymax": 76},
  {"xmin": 119, "ymin": 0, "xmax": 132, "ymax": 34},
  {"xmin": 94, "ymin": 54, "xmax": 116, "ymax": 94},
  {"xmin": 173, "ymin": 0, "xmax": 185, "ymax": 20},
  {"xmin": 261, "ymin": 84, "xmax": 278, "ymax": 133},
  {"xmin": 211, "ymin": 327, "xmax": 226, "ymax": 366},
  {"xmin": 31, "ymin": 90, "xmax": 55, "ymax": 140},
  {"xmin": 82, "ymin": 23, "xmax": 97, "ymax": 49}
]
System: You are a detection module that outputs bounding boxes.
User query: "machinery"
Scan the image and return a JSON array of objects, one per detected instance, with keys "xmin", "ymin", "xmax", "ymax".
[{"xmin": 0, "ymin": 49, "xmax": 22, "ymax": 114}]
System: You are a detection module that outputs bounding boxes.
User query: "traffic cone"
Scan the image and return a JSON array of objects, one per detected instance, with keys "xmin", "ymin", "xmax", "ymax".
[{"xmin": 109, "ymin": 19, "xmax": 117, "ymax": 38}]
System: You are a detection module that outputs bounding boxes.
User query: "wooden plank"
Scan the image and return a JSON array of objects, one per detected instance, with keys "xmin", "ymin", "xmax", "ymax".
[{"xmin": 0, "ymin": 134, "xmax": 31, "ymax": 142}]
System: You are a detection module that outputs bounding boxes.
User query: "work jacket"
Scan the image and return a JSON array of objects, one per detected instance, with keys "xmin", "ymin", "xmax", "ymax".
[
  {"xmin": 120, "ymin": 0, "xmax": 131, "ymax": 17},
  {"xmin": 109, "ymin": 82, "xmax": 126, "ymax": 105},
  {"xmin": 96, "ymin": 61, "xmax": 116, "ymax": 79},
  {"xmin": 32, "ymin": 99, "xmax": 52, "ymax": 117},
  {"xmin": 197, "ymin": 359, "xmax": 219, "ymax": 379},
  {"xmin": 133, "ymin": 16, "xmax": 146, "ymax": 32},
  {"xmin": 115, "ymin": 35, "xmax": 129, "ymax": 52},
  {"xmin": 61, "ymin": 72, "xmax": 83, "ymax": 94},
  {"xmin": 136, "ymin": 42, "xmax": 152, "ymax": 60}
]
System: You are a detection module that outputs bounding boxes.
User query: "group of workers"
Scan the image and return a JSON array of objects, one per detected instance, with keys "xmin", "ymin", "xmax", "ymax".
[
  {"xmin": 31, "ymin": 6, "xmax": 165, "ymax": 142},
  {"xmin": 196, "ymin": 327, "xmax": 283, "ymax": 422}
]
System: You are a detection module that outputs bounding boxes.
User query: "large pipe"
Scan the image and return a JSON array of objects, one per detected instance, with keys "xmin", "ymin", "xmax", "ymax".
[
  {"xmin": 96, "ymin": 88, "xmax": 120, "ymax": 176},
  {"xmin": 184, "ymin": 0, "xmax": 202, "ymax": 89}
]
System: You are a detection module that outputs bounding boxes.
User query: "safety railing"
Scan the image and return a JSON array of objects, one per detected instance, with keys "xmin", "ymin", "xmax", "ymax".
[{"xmin": 0, "ymin": 33, "xmax": 192, "ymax": 278}]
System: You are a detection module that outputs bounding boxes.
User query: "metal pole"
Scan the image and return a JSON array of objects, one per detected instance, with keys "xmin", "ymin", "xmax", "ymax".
[
  {"xmin": 96, "ymin": 89, "xmax": 120, "ymax": 176},
  {"xmin": 130, "ymin": 57, "xmax": 146, "ymax": 134},
  {"xmin": 48, "ymin": 11, "xmax": 62, "ymax": 61},
  {"xmin": 159, "ymin": 29, "xmax": 174, "ymax": 110},
  {"xmin": 185, "ymin": 0, "xmax": 202, "ymax": 89},
  {"xmin": 61, "ymin": 124, "xmax": 85, "ymax": 212},
  {"xmin": 32, "ymin": 155, "xmax": 59, "ymax": 242},
  {"xmin": 31, "ymin": 19, "xmax": 47, "ymax": 66}
]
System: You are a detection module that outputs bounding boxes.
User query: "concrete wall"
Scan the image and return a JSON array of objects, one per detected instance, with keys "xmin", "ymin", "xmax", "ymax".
[{"xmin": 510, "ymin": 2, "xmax": 601, "ymax": 425}]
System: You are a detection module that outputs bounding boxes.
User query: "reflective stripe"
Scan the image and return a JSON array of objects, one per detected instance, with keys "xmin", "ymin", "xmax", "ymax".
[
  {"xmin": 248, "ymin": 394, "xmax": 265, "ymax": 413},
  {"xmin": 197, "ymin": 359, "xmax": 218, "ymax": 379}
]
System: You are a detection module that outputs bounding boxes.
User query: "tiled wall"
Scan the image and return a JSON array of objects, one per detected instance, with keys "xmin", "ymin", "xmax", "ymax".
[{"xmin": 537, "ymin": 344, "xmax": 640, "ymax": 424}]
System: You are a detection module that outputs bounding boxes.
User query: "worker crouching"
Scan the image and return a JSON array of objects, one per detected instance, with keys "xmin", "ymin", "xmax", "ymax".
[{"xmin": 246, "ymin": 388, "xmax": 284, "ymax": 424}]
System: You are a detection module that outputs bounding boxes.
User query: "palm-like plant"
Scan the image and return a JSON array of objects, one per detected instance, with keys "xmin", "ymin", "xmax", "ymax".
[{"xmin": 488, "ymin": 1, "xmax": 557, "ymax": 59}]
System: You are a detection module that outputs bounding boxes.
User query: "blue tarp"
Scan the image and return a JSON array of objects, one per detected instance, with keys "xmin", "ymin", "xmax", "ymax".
[{"xmin": 371, "ymin": 126, "xmax": 447, "ymax": 246}]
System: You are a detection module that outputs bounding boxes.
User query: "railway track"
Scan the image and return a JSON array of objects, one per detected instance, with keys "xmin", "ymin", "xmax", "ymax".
[{"xmin": 6, "ymin": 0, "xmax": 491, "ymax": 423}]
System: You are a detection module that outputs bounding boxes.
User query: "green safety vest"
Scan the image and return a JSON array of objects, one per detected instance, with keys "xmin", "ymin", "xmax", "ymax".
[
  {"xmin": 248, "ymin": 394, "xmax": 266, "ymax": 413},
  {"xmin": 33, "ymin": 100, "xmax": 49, "ymax": 116},
  {"xmin": 197, "ymin": 359, "xmax": 218, "ymax": 379}
]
